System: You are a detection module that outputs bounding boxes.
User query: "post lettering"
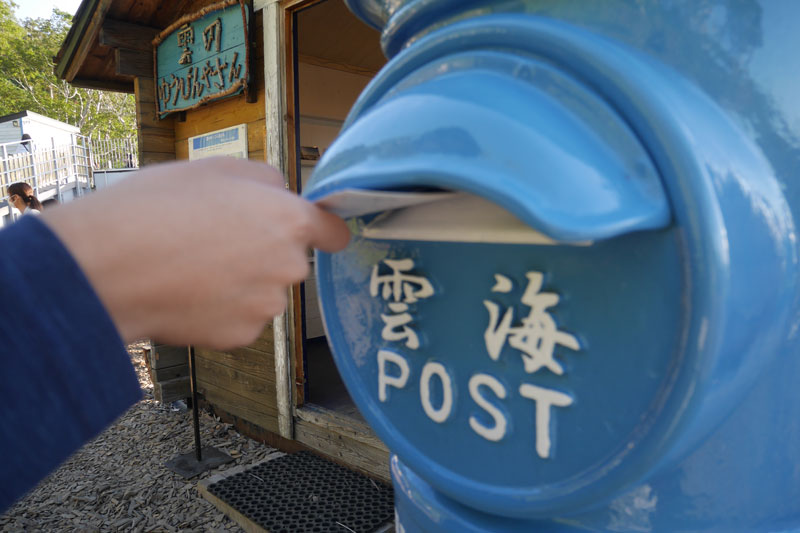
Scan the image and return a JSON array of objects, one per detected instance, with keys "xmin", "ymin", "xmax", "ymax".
[
  {"xmin": 419, "ymin": 362, "xmax": 453, "ymax": 423},
  {"xmin": 519, "ymin": 383, "xmax": 573, "ymax": 459},
  {"xmin": 468, "ymin": 374, "xmax": 508, "ymax": 442},
  {"xmin": 378, "ymin": 349, "xmax": 410, "ymax": 402}
]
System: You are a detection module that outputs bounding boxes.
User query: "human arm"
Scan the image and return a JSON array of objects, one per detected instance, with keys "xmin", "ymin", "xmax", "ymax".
[
  {"xmin": 0, "ymin": 158, "xmax": 349, "ymax": 511},
  {"xmin": 41, "ymin": 157, "xmax": 350, "ymax": 348},
  {"xmin": 0, "ymin": 215, "xmax": 143, "ymax": 512}
]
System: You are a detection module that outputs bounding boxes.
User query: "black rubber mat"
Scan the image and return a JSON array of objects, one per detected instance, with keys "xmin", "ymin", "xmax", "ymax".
[{"xmin": 207, "ymin": 451, "xmax": 394, "ymax": 533}]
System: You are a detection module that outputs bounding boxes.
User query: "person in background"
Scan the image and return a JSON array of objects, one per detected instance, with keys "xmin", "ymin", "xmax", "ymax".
[
  {"xmin": 8, "ymin": 182, "xmax": 43, "ymax": 215},
  {"xmin": 0, "ymin": 158, "xmax": 350, "ymax": 512}
]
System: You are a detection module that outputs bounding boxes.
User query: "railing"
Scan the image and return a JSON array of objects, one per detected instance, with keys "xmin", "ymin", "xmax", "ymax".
[
  {"xmin": 0, "ymin": 135, "xmax": 93, "ymax": 203},
  {"xmin": 89, "ymin": 136, "xmax": 138, "ymax": 170},
  {"xmin": 0, "ymin": 135, "xmax": 139, "ymax": 206}
]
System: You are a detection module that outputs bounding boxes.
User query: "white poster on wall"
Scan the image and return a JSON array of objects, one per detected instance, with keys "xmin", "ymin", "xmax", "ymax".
[{"xmin": 188, "ymin": 124, "xmax": 248, "ymax": 161}]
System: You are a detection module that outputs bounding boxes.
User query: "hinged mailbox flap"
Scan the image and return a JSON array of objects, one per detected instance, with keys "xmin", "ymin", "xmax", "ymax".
[{"xmin": 305, "ymin": 51, "xmax": 670, "ymax": 243}]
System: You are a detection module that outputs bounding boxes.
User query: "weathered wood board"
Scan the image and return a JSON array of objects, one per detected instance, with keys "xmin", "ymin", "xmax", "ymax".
[
  {"xmin": 153, "ymin": 376, "xmax": 191, "ymax": 404},
  {"xmin": 152, "ymin": 344, "xmax": 189, "ymax": 368},
  {"xmin": 134, "ymin": 76, "xmax": 175, "ymax": 166},
  {"xmin": 195, "ymin": 322, "xmax": 279, "ymax": 434},
  {"xmin": 197, "ymin": 379, "xmax": 280, "ymax": 433},
  {"xmin": 147, "ymin": 344, "xmax": 190, "ymax": 403},
  {"xmin": 294, "ymin": 405, "xmax": 391, "ymax": 483}
]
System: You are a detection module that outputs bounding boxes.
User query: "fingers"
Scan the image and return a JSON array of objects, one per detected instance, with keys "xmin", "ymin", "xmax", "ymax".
[
  {"xmin": 181, "ymin": 160, "xmax": 350, "ymax": 253},
  {"xmin": 302, "ymin": 203, "xmax": 351, "ymax": 252},
  {"xmin": 189, "ymin": 157, "xmax": 286, "ymax": 188}
]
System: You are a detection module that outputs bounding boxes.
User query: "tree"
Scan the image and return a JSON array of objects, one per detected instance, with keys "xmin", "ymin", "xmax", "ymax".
[{"xmin": 0, "ymin": 1, "xmax": 136, "ymax": 139}]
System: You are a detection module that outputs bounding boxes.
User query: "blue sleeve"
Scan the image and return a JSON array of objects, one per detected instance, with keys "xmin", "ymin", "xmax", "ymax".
[{"xmin": 0, "ymin": 216, "xmax": 142, "ymax": 512}]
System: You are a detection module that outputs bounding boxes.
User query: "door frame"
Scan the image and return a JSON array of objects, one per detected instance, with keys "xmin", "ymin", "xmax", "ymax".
[{"xmin": 262, "ymin": 0, "xmax": 327, "ymax": 440}]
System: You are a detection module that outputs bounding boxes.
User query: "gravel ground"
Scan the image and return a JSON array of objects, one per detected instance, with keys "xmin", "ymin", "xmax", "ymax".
[{"xmin": 0, "ymin": 341, "xmax": 281, "ymax": 532}]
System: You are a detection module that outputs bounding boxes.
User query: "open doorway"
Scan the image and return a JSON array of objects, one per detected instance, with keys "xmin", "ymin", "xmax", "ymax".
[{"xmin": 291, "ymin": 0, "xmax": 386, "ymax": 419}]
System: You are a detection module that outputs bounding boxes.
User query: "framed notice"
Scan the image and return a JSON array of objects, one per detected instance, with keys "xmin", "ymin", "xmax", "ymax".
[
  {"xmin": 153, "ymin": 0, "xmax": 250, "ymax": 118},
  {"xmin": 188, "ymin": 124, "xmax": 248, "ymax": 161}
]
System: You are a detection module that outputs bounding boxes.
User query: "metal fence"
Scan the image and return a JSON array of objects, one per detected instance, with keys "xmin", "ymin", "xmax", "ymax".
[
  {"xmin": 89, "ymin": 136, "xmax": 138, "ymax": 170},
  {"xmin": 0, "ymin": 135, "xmax": 92, "ymax": 203},
  {"xmin": 0, "ymin": 135, "xmax": 139, "ymax": 205}
]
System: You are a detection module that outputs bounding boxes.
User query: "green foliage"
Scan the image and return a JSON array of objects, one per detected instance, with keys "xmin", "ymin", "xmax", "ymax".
[{"xmin": 0, "ymin": 1, "xmax": 136, "ymax": 139}]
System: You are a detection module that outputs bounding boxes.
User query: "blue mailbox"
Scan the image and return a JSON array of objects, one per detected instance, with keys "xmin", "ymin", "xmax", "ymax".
[{"xmin": 304, "ymin": 1, "xmax": 800, "ymax": 531}]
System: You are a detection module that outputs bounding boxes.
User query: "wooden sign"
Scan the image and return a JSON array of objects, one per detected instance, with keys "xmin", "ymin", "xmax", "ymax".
[{"xmin": 153, "ymin": 0, "xmax": 250, "ymax": 118}]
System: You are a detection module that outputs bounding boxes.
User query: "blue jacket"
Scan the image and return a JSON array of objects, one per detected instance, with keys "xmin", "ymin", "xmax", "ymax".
[{"xmin": 0, "ymin": 216, "xmax": 141, "ymax": 512}]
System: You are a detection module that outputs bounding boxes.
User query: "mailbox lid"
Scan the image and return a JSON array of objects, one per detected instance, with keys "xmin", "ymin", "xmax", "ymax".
[{"xmin": 306, "ymin": 50, "xmax": 670, "ymax": 243}]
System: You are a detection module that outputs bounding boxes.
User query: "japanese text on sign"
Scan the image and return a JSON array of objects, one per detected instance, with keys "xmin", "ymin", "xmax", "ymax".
[
  {"xmin": 154, "ymin": 0, "xmax": 249, "ymax": 118},
  {"xmin": 373, "ymin": 263, "xmax": 581, "ymax": 460},
  {"xmin": 370, "ymin": 258, "xmax": 434, "ymax": 349}
]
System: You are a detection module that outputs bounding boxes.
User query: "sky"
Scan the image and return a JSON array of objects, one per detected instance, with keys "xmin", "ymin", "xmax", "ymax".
[{"xmin": 14, "ymin": 0, "xmax": 83, "ymax": 21}]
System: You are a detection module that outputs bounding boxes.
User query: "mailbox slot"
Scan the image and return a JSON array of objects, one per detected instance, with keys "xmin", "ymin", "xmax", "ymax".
[{"xmin": 316, "ymin": 189, "xmax": 591, "ymax": 244}]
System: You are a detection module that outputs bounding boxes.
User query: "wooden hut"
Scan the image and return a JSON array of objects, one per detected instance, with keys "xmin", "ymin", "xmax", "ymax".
[{"xmin": 55, "ymin": 0, "xmax": 389, "ymax": 481}]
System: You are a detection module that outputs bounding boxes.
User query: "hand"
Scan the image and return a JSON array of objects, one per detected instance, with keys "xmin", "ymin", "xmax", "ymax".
[{"xmin": 41, "ymin": 158, "xmax": 350, "ymax": 349}]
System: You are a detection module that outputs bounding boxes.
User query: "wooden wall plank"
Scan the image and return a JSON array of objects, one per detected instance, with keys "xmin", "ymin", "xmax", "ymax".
[
  {"xmin": 294, "ymin": 420, "xmax": 391, "ymax": 482},
  {"xmin": 249, "ymin": 323, "xmax": 275, "ymax": 353},
  {"xmin": 199, "ymin": 394, "xmax": 311, "ymax": 453},
  {"xmin": 197, "ymin": 379, "xmax": 280, "ymax": 433},
  {"xmin": 154, "ymin": 376, "xmax": 190, "ymax": 403},
  {"xmin": 141, "ymin": 152, "xmax": 177, "ymax": 166},
  {"xmin": 99, "ymin": 18, "xmax": 159, "ymax": 51},
  {"xmin": 152, "ymin": 344, "xmax": 188, "ymax": 368},
  {"xmin": 195, "ymin": 346, "xmax": 275, "ymax": 381},
  {"xmin": 135, "ymin": 76, "xmax": 175, "ymax": 165},
  {"xmin": 71, "ymin": 77, "xmax": 134, "ymax": 92},
  {"xmin": 134, "ymin": 85, "xmax": 168, "ymax": 126},
  {"xmin": 173, "ymin": 93, "xmax": 266, "ymax": 141},
  {"xmin": 115, "ymin": 48, "xmax": 153, "ymax": 78},
  {"xmin": 175, "ymin": 140, "xmax": 189, "ymax": 160},
  {"xmin": 247, "ymin": 149, "xmax": 265, "ymax": 161},
  {"xmin": 295, "ymin": 405, "xmax": 388, "ymax": 451},
  {"xmin": 152, "ymin": 364, "xmax": 189, "ymax": 382},
  {"xmin": 139, "ymin": 125, "xmax": 178, "ymax": 153},
  {"xmin": 197, "ymin": 381, "xmax": 278, "ymax": 432},
  {"xmin": 247, "ymin": 123, "xmax": 266, "ymax": 156},
  {"xmin": 134, "ymin": 76, "xmax": 158, "ymax": 105},
  {"xmin": 195, "ymin": 355, "xmax": 277, "ymax": 405}
]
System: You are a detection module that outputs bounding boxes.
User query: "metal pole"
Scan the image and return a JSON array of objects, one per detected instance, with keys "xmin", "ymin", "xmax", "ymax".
[
  {"xmin": 85, "ymin": 136, "xmax": 94, "ymax": 190},
  {"xmin": 71, "ymin": 134, "xmax": 82, "ymax": 197},
  {"xmin": 50, "ymin": 138, "xmax": 60, "ymax": 200},
  {"xmin": 164, "ymin": 345, "xmax": 231, "ymax": 478},
  {"xmin": 188, "ymin": 345, "xmax": 203, "ymax": 462},
  {"xmin": 3, "ymin": 145, "xmax": 12, "ymax": 224},
  {"xmin": 29, "ymin": 144, "xmax": 38, "ymax": 197},
  {"xmin": 56, "ymin": 168, "xmax": 63, "ymax": 205}
]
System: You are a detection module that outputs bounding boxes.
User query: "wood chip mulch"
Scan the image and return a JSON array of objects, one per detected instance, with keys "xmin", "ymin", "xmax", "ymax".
[{"xmin": 0, "ymin": 341, "xmax": 280, "ymax": 532}]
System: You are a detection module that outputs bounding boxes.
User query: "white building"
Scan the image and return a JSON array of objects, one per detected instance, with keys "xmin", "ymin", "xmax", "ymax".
[{"xmin": 0, "ymin": 110, "xmax": 80, "ymax": 155}]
